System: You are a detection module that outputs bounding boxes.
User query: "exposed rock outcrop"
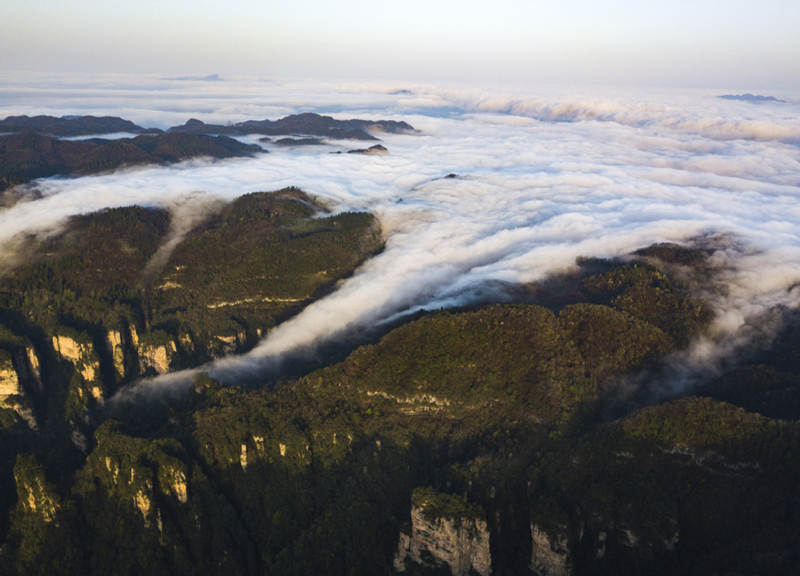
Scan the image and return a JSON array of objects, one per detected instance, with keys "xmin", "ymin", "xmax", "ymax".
[
  {"xmin": 0, "ymin": 350, "xmax": 20, "ymax": 400},
  {"xmin": 213, "ymin": 331, "xmax": 247, "ymax": 357},
  {"xmin": 138, "ymin": 340, "xmax": 176, "ymax": 375},
  {"xmin": 160, "ymin": 466, "xmax": 188, "ymax": 504},
  {"xmin": 530, "ymin": 523, "xmax": 571, "ymax": 576},
  {"xmin": 52, "ymin": 334, "xmax": 101, "ymax": 382},
  {"xmin": 1, "ymin": 346, "xmax": 43, "ymax": 414},
  {"xmin": 14, "ymin": 456, "xmax": 60, "ymax": 524},
  {"xmin": 24, "ymin": 346, "xmax": 42, "ymax": 388},
  {"xmin": 106, "ymin": 330, "xmax": 126, "ymax": 379},
  {"xmin": 133, "ymin": 487, "xmax": 153, "ymax": 526},
  {"xmin": 394, "ymin": 488, "xmax": 491, "ymax": 576},
  {"xmin": 240, "ymin": 443, "xmax": 248, "ymax": 470}
]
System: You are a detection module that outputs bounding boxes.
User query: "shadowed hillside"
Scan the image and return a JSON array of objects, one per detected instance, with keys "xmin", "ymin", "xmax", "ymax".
[
  {"xmin": 0, "ymin": 132, "xmax": 261, "ymax": 192},
  {"xmin": 3, "ymin": 226, "xmax": 797, "ymax": 575}
]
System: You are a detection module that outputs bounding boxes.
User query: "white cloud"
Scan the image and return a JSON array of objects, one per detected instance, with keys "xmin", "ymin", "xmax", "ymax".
[{"xmin": 1, "ymin": 74, "xmax": 799, "ymax": 399}]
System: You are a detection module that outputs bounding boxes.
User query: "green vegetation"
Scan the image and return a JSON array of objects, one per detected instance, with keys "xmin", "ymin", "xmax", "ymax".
[
  {"xmin": 0, "ymin": 188, "xmax": 382, "ymax": 499},
  {"xmin": 698, "ymin": 310, "xmax": 800, "ymax": 420},
  {"xmin": 0, "ymin": 132, "xmax": 260, "ymax": 191},
  {"xmin": 412, "ymin": 486, "xmax": 483, "ymax": 525},
  {"xmin": 0, "ymin": 211, "xmax": 797, "ymax": 575},
  {"xmin": 154, "ymin": 189, "xmax": 382, "ymax": 343},
  {"xmin": 558, "ymin": 303, "xmax": 671, "ymax": 385},
  {"xmin": 580, "ymin": 259, "xmax": 712, "ymax": 346}
]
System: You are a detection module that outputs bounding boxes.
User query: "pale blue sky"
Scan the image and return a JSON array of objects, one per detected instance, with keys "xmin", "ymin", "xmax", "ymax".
[{"xmin": 1, "ymin": 0, "xmax": 798, "ymax": 88}]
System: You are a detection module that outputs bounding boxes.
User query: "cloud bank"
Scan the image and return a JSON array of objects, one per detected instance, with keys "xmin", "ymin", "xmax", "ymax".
[{"xmin": 1, "ymin": 74, "xmax": 799, "ymax": 400}]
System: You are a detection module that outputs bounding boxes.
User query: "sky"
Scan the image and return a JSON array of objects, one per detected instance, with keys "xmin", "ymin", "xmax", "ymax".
[{"xmin": 1, "ymin": 0, "xmax": 799, "ymax": 88}]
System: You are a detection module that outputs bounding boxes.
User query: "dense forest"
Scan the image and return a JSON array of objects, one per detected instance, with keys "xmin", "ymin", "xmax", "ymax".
[{"xmin": 0, "ymin": 187, "xmax": 797, "ymax": 575}]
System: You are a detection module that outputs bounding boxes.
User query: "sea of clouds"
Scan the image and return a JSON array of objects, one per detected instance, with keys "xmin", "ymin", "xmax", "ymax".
[{"xmin": 1, "ymin": 73, "xmax": 799, "ymax": 398}]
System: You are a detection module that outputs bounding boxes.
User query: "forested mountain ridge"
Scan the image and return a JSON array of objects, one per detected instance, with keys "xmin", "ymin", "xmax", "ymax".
[
  {"xmin": 0, "ymin": 189, "xmax": 382, "ymax": 512},
  {"xmin": 0, "ymin": 115, "xmax": 154, "ymax": 137},
  {"xmin": 0, "ymin": 132, "xmax": 261, "ymax": 192},
  {"xmin": 167, "ymin": 112, "xmax": 416, "ymax": 140},
  {"xmin": 1, "ymin": 195, "xmax": 797, "ymax": 575},
  {"xmin": 0, "ymin": 112, "xmax": 416, "ymax": 194}
]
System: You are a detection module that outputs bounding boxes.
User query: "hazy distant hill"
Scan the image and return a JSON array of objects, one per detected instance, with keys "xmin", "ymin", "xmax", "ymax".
[
  {"xmin": 0, "ymin": 115, "xmax": 155, "ymax": 137},
  {"xmin": 0, "ymin": 112, "xmax": 417, "ymax": 193},
  {"xmin": 718, "ymin": 93, "xmax": 786, "ymax": 104},
  {"xmin": 0, "ymin": 132, "xmax": 261, "ymax": 191},
  {"xmin": 169, "ymin": 112, "xmax": 416, "ymax": 140},
  {"xmin": 0, "ymin": 112, "xmax": 418, "ymax": 142}
]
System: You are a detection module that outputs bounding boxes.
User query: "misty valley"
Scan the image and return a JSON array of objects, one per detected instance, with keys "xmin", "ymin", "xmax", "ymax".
[{"xmin": 1, "ymin": 98, "xmax": 799, "ymax": 576}]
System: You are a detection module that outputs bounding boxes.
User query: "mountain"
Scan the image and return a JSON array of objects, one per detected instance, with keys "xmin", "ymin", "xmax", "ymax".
[
  {"xmin": 274, "ymin": 137, "xmax": 325, "ymax": 146},
  {"xmin": 347, "ymin": 144, "xmax": 389, "ymax": 155},
  {"xmin": 169, "ymin": 112, "xmax": 417, "ymax": 140},
  {"xmin": 0, "ymin": 132, "xmax": 261, "ymax": 192},
  {"xmin": 1, "ymin": 223, "xmax": 798, "ymax": 574},
  {"xmin": 0, "ymin": 189, "xmax": 382, "ymax": 506},
  {"xmin": 0, "ymin": 113, "xmax": 416, "ymax": 194},
  {"xmin": 0, "ymin": 115, "xmax": 155, "ymax": 137},
  {"xmin": 718, "ymin": 93, "xmax": 786, "ymax": 104}
]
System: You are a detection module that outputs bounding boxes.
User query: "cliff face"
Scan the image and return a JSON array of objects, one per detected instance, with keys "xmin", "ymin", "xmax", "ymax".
[
  {"xmin": 137, "ymin": 341, "xmax": 176, "ymax": 376},
  {"xmin": 530, "ymin": 524, "xmax": 571, "ymax": 576},
  {"xmin": 13, "ymin": 456, "xmax": 60, "ymax": 524},
  {"xmin": 52, "ymin": 334, "xmax": 100, "ymax": 384},
  {"xmin": 0, "ymin": 351, "xmax": 19, "ymax": 400},
  {"xmin": 106, "ymin": 330, "xmax": 126, "ymax": 379},
  {"xmin": 0, "ymin": 190, "xmax": 383, "ymax": 436},
  {"xmin": 2, "ymin": 239, "xmax": 799, "ymax": 576},
  {"xmin": 394, "ymin": 488, "xmax": 491, "ymax": 576}
]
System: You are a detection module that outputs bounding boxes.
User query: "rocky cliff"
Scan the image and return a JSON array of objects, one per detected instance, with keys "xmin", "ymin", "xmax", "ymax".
[
  {"xmin": 0, "ymin": 189, "xmax": 383, "ymax": 435},
  {"xmin": 1, "ymin": 233, "xmax": 799, "ymax": 576},
  {"xmin": 168, "ymin": 112, "xmax": 416, "ymax": 140},
  {"xmin": 530, "ymin": 524, "xmax": 571, "ymax": 576},
  {"xmin": 0, "ymin": 350, "xmax": 20, "ymax": 401},
  {"xmin": 394, "ymin": 487, "xmax": 491, "ymax": 576}
]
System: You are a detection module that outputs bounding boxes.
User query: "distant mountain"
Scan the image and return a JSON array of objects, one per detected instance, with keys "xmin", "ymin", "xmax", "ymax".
[
  {"xmin": 169, "ymin": 112, "xmax": 417, "ymax": 140},
  {"xmin": 718, "ymin": 93, "xmax": 786, "ymax": 104},
  {"xmin": 0, "ymin": 132, "xmax": 261, "ymax": 191},
  {"xmin": 274, "ymin": 137, "xmax": 326, "ymax": 146},
  {"xmin": 347, "ymin": 144, "xmax": 389, "ymax": 155},
  {"xmin": 0, "ymin": 112, "xmax": 417, "ymax": 142},
  {"xmin": 0, "ymin": 115, "xmax": 156, "ymax": 137},
  {"xmin": 0, "ymin": 111, "xmax": 417, "ymax": 193}
]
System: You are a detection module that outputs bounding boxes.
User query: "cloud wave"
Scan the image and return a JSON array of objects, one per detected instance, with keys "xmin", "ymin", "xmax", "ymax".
[{"xmin": 1, "ymin": 74, "xmax": 798, "ymax": 399}]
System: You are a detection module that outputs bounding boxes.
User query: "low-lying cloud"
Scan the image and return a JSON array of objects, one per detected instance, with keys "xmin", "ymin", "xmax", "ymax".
[{"xmin": 1, "ymin": 74, "xmax": 799, "ymax": 402}]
